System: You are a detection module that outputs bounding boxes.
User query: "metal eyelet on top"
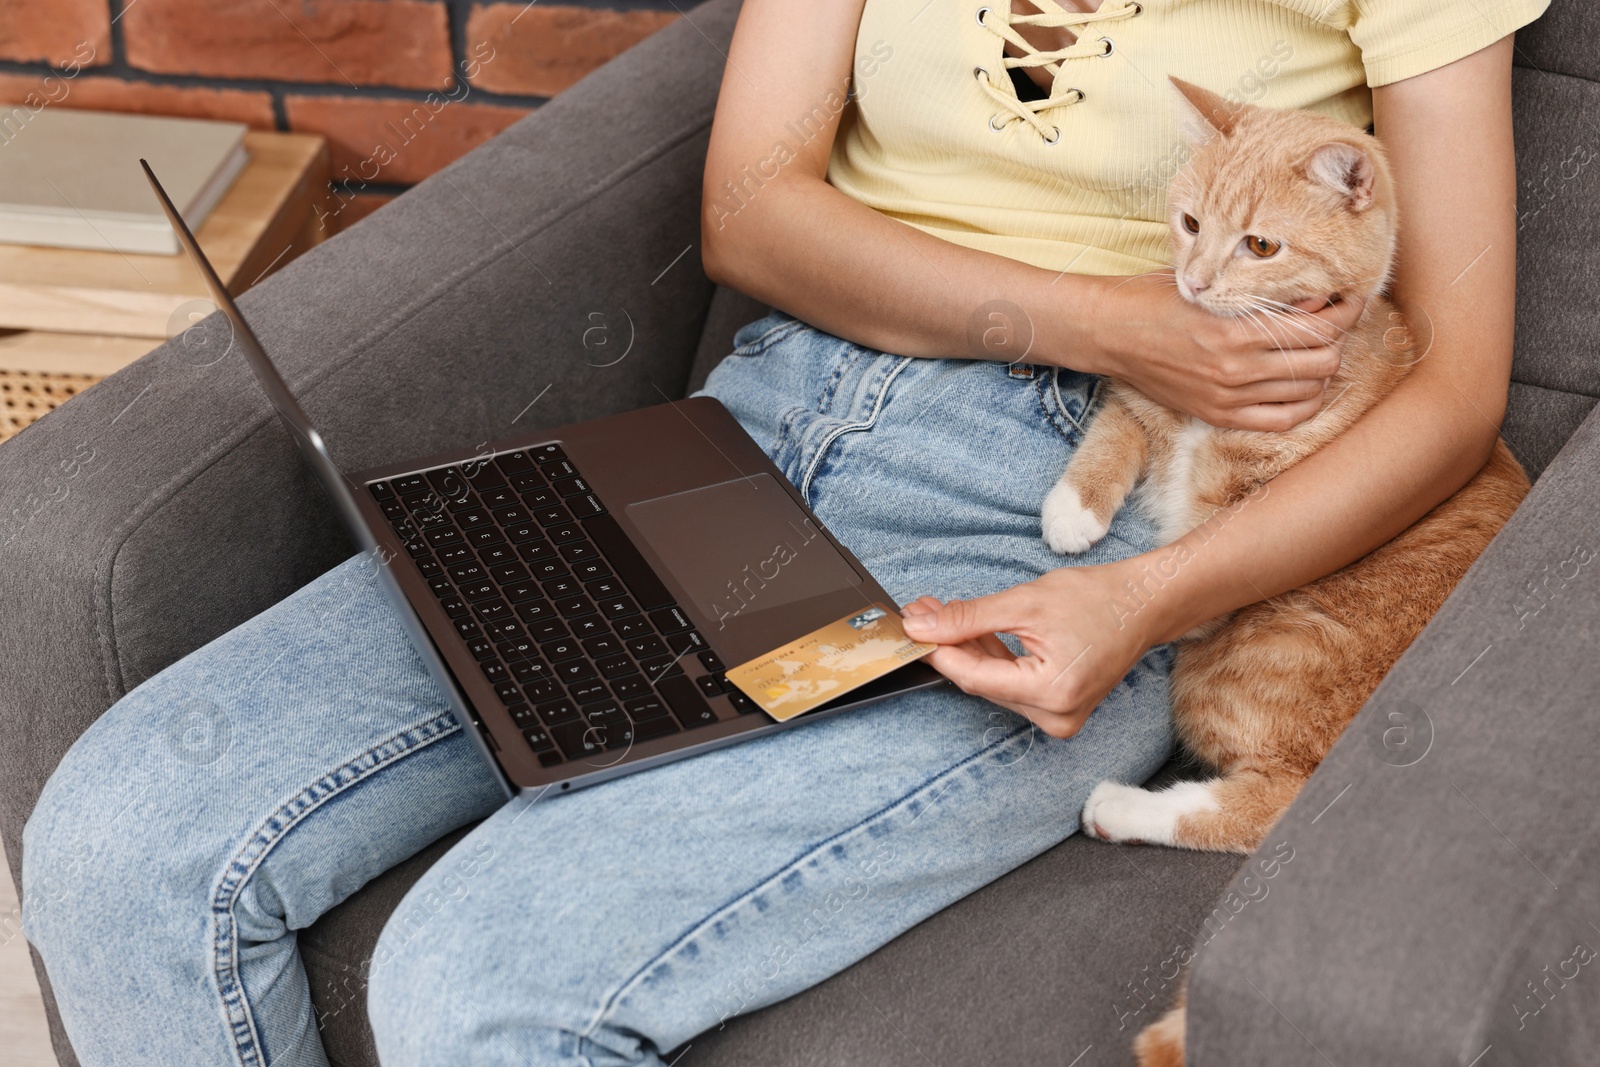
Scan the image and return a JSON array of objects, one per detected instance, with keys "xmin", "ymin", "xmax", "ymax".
[
  {"xmin": 1126, "ymin": 1, "xmax": 1143, "ymax": 13},
  {"xmin": 976, "ymin": 6, "xmax": 991, "ymax": 26},
  {"xmin": 974, "ymin": 65, "xmax": 990, "ymax": 82},
  {"xmin": 989, "ymin": 114, "xmax": 1009, "ymax": 133},
  {"xmin": 1098, "ymin": 36, "xmax": 1115, "ymax": 56},
  {"xmin": 1042, "ymin": 126, "xmax": 1062, "ymax": 145}
]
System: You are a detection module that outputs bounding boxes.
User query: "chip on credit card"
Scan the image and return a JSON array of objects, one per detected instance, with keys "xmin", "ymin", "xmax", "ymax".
[{"xmin": 725, "ymin": 605, "xmax": 937, "ymax": 722}]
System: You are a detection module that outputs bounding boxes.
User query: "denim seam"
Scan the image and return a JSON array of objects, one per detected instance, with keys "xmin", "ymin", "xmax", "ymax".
[
  {"xmin": 579, "ymin": 719, "xmax": 1037, "ymax": 1041},
  {"xmin": 1040, "ymin": 368, "xmax": 1096, "ymax": 445},
  {"xmin": 799, "ymin": 356, "xmax": 916, "ymax": 502},
  {"xmin": 206, "ymin": 711, "xmax": 461, "ymax": 1067},
  {"xmin": 729, "ymin": 317, "xmax": 807, "ymax": 358}
]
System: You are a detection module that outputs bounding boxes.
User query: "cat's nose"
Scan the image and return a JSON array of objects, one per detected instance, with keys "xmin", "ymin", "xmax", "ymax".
[{"xmin": 1183, "ymin": 275, "xmax": 1210, "ymax": 294}]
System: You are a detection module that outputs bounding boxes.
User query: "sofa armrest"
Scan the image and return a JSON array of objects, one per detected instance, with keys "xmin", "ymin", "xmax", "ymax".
[
  {"xmin": 0, "ymin": 0, "xmax": 740, "ymax": 898},
  {"xmin": 1187, "ymin": 404, "xmax": 1600, "ymax": 1065}
]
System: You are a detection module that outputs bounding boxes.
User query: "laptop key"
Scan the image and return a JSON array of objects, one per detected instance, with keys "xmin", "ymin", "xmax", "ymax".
[
  {"xmin": 585, "ymin": 577, "xmax": 626, "ymax": 601},
  {"xmin": 558, "ymin": 541, "xmax": 600, "ymax": 564},
  {"xmin": 515, "ymin": 599, "xmax": 556, "ymax": 624},
  {"xmin": 439, "ymin": 597, "xmax": 469, "ymax": 619},
  {"xmin": 696, "ymin": 675, "xmax": 725, "ymax": 698},
  {"xmin": 522, "ymin": 727, "xmax": 556, "ymax": 753},
  {"xmin": 369, "ymin": 480, "xmax": 395, "ymax": 500},
  {"xmin": 598, "ymin": 596, "xmax": 640, "ymax": 621},
  {"xmin": 426, "ymin": 466, "xmax": 467, "ymax": 493},
  {"xmin": 464, "ymin": 463, "xmax": 506, "ymax": 493},
  {"xmin": 570, "ymin": 559, "xmax": 612, "ymax": 582},
  {"xmin": 544, "ymin": 459, "xmax": 578, "ymax": 480},
  {"xmin": 639, "ymin": 655, "xmax": 684, "ymax": 681},
  {"xmin": 466, "ymin": 527, "xmax": 506, "ymax": 550},
  {"xmin": 632, "ymin": 716, "xmax": 680, "ymax": 742},
  {"xmin": 528, "ymin": 559, "xmax": 568, "ymax": 582},
  {"xmin": 656, "ymin": 675, "xmax": 719, "ymax": 728},
  {"xmin": 489, "ymin": 561, "xmax": 529, "ymax": 584},
  {"xmin": 535, "ymin": 505, "xmax": 575, "ymax": 527},
  {"xmin": 511, "ymin": 471, "xmax": 548, "ymax": 493},
  {"xmin": 380, "ymin": 500, "xmax": 407, "ymax": 521},
  {"xmin": 452, "ymin": 619, "xmax": 481, "ymax": 639},
  {"xmin": 459, "ymin": 580, "xmax": 498, "ymax": 602},
  {"xmin": 547, "ymin": 523, "xmax": 585, "ymax": 544},
  {"xmin": 415, "ymin": 556, "xmax": 443, "ymax": 579},
  {"xmin": 541, "ymin": 638, "xmax": 583, "ymax": 663},
  {"xmin": 424, "ymin": 526, "xmax": 463, "ymax": 549},
  {"xmin": 472, "ymin": 599, "xmax": 513, "ymax": 622},
  {"xmin": 485, "ymin": 620, "xmax": 524, "ymax": 641},
  {"xmin": 493, "ymin": 681, "xmax": 523, "ymax": 706},
  {"xmin": 555, "ymin": 595, "xmax": 596, "ymax": 619},
  {"xmin": 536, "ymin": 749, "xmax": 564, "ymax": 767},
  {"xmin": 553, "ymin": 476, "xmax": 591, "ymax": 498},
  {"xmin": 550, "ymin": 721, "xmax": 602, "ymax": 760},
  {"xmin": 466, "ymin": 636, "xmax": 497, "ymax": 661},
  {"xmin": 448, "ymin": 561, "xmax": 487, "ymax": 584},
  {"xmin": 427, "ymin": 576, "xmax": 454, "ymax": 598},
  {"xmin": 482, "ymin": 488, "xmax": 519, "ymax": 510},
  {"xmin": 497, "ymin": 636, "xmax": 538, "ymax": 661},
  {"xmin": 454, "ymin": 507, "xmax": 493, "ymax": 530},
  {"xmin": 569, "ymin": 680, "xmax": 610, "ymax": 704},
  {"xmin": 531, "ymin": 443, "xmax": 566, "ymax": 463},
  {"xmin": 528, "ymin": 619, "xmax": 568, "ymax": 643},
  {"xmin": 392, "ymin": 474, "xmax": 429, "ymax": 495},
  {"xmin": 478, "ymin": 545, "xmax": 518, "ymax": 568},
  {"xmin": 481, "ymin": 662, "xmax": 510, "ymax": 685},
  {"xmin": 623, "ymin": 696, "xmax": 671, "ymax": 721},
  {"xmin": 508, "ymin": 704, "xmax": 538, "ymax": 729},
  {"xmin": 518, "ymin": 539, "xmax": 557, "ymax": 562},
  {"xmin": 728, "ymin": 691, "xmax": 762, "ymax": 715},
  {"xmin": 698, "ymin": 650, "xmax": 726, "ymax": 673},
  {"xmin": 522, "ymin": 487, "xmax": 561, "ymax": 509},
  {"xmin": 502, "ymin": 581, "xmax": 540, "ymax": 605},
  {"xmin": 569, "ymin": 494, "xmax": 606, "ymax": 518},
  {"xmin": 437, "ymin": 544, "xmax": 473, "ymax": 566},
  {"xmin": 496, "ymin": 450, "xmax": 537, "ymax": 475},
  {"xmin": 512, "ymin": 659, "xmax": 554, "ymax": 685},
  {"xmin": 541, "ymin": 576, "xmax": 582, "ymax": 599},
  {"xmin": 597, "ymin": 654, "xmax": 637, "ymax": 680},
  {"xmin": 582, "ymin": 634, "xmax": 622, "ymax": 658},
  {"xmin": 556, "ymin": 659, "xmax": 597, "ymax": 683},
  {"xmin": 523, "ymin": 677, "xmax": 561, "ymax": 703},
  {"xmin": 627, "ymin": 635, "xmax": 667, "ymax": 660},
  {"xmin": 504, "ymin": 522, "xmax": 543, "ymax": 544},
  {"xmin": 536, "ymin": 699, "xmax": 579, "ymax": 726},
  {"xmin": 614, "ymin": 616, "xmax": 653, "ymax": 640},
  {"xmin": 610, "ymin": 677, "xmax": 653, "ymax": 701},
  {"xmin": 667, "ymin": 630, "xmax": 707, "ymax": 656},
  {"xmin": 443, "ymin": 490, "xmax": 479, "ymax": 513},
  {"xmin": 569, "ymin": 615, "xmax": 609, "ymax": 639},
  {"xmin": 649, "ymin": 606, "xmax": 692, "ymax": 634}
]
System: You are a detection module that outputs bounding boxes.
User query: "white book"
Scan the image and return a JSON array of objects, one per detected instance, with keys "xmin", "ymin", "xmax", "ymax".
[{"xmin": 0, "ymin": 108, "xmax": 249, "ymax": 255}]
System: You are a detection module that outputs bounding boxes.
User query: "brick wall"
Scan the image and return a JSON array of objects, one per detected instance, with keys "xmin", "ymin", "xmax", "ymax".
[{"xmin": 0, "ymin": 0, "xmax": 680, "ymax": 230}]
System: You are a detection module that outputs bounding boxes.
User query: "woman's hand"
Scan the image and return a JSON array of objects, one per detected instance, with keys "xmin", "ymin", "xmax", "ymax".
[
  {"xmin": 1075, "ymin": 273, "xmax": 1367, "ymax": 432},
  {"xmin": 901, "ymin": 560, "xmax": 1162, "ymax": 739}
]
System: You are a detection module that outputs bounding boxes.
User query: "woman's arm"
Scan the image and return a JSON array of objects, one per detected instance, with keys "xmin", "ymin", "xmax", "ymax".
[
  {"xmin": 703, "ymin": 0, "xmax": 1357, "ymax": 431},
  {"xmin": 904, "ymin": 38, "xmax": 1520, "ymax": 735}
]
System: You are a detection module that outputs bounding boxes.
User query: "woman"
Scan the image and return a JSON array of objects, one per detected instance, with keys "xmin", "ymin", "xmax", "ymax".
[{"xmin": 23, "ymin": 0, "xmax": 1544, "ymax": 1063}]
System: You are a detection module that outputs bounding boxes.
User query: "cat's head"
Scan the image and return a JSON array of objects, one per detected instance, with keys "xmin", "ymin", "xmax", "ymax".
[{"xmin": 1165, "ymin": 77, "xmax": 1397, "ymax": 317}]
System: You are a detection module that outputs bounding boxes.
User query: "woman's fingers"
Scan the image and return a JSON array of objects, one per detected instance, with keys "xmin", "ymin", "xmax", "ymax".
[
  {"xmin": 1224, "ymin": 396, "xmax": 1328, "ymax": 432},
  {"xmin": 902, "ymin": 588, "xmax": 1032, "ymax": 644}
]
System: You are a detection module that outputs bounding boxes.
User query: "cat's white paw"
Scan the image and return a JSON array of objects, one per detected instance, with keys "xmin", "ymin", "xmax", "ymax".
[
  {"xmin": 1081, "ymin": 781, "xmax": 1215, "ymax": 846},
  {"xmin": 1042, "ymin": 481, "xmax": 1109, "ymax": 554}
]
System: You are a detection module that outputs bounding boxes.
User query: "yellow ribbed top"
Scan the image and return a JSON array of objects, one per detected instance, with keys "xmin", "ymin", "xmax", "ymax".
[{"xmin": 827, "ymin": 0, "xmax": 1549, "ymax": 276}]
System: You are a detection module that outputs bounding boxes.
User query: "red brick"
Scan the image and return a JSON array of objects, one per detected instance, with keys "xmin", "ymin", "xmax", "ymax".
[
  {"xmin": 285, "ymin": 94, "xmax": 529, "ymax": 186},
  {"xmin": 0, "ymin": 73, "xmax": 276, "ymax": 128},
  {"xmin": 0, "ymin": 0, "xmax": 109, "ymax": 67},
  {"xmin": 465, "ymin": 4, "xmax": 678, "ymax": 97},
  {"xmin": 124, "ymin": 0, "xmax": 453, "ymax": 91}
]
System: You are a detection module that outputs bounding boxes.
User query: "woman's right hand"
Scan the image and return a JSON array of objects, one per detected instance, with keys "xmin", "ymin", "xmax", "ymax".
[{"xmin": 1073, "ymin": 272, "xmax": 1366, "ymax": 431}]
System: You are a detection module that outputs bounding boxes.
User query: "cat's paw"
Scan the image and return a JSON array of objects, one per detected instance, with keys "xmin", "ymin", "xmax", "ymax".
[
  {"xmin": 1041, "ymin": 482, "xmax": 1109, "ymax": 554},
  {"xmin": 1081, "ymin": 781, "xmax": 1170, "ymax": 846}
]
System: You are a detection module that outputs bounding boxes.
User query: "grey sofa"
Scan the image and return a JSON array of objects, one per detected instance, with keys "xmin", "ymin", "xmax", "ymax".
[{"xmin": 4, "ymin": 2, "xmax": 1598, "ymax": 1064}]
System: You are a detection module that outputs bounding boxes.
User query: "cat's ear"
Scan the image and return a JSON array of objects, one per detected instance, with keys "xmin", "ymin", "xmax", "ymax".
[
  {"xmin": 1305, "ymin": 142, "xmax": 1378, "ymax": 210},
  {"xmin": 1169, "ymin": 76, "xmax": 1242, "ymax": 139}
]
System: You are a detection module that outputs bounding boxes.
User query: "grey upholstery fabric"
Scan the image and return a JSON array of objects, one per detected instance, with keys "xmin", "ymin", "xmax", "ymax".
[
  {"xmin": 1187, "ymin": 401, "xmax": 1600, "ymax": 1066},
  {"xmin": 2, "ymin": 1, "xmax": 1596, "ymax": 1066}
]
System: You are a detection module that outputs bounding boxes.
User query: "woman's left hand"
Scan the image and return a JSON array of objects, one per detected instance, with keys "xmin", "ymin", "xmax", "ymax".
[{"xmin": 901, "ymin": 560, "xmax": 1164, "ymax": 738}]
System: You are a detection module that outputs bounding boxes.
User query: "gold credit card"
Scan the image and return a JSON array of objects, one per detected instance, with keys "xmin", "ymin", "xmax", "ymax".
[{"xmin": 725, "ymin": 605, "xmax": 937, "ymax": 722}]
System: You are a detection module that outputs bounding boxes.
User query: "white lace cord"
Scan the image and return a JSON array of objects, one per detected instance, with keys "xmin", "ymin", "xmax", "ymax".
[{"xmin": 975, "ymin": 0, "xmax": 1140, "ymax": 141}]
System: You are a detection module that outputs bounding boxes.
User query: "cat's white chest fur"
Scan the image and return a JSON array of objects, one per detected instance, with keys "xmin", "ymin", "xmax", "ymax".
[{"xmin": 1143, "ymin": 417, "xmax": 1212, "ymax": 545}]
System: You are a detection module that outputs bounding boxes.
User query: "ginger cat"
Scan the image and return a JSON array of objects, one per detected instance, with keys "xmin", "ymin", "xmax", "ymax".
[{"xmin": 1040, "ymin": 79, "xmax": 1530, "ymax": 1066}]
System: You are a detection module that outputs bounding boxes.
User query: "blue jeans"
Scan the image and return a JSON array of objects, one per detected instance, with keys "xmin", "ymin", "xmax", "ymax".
[{"xmin": 22, "ymin": 313, "xmax": 1173, "ymax": 1066}]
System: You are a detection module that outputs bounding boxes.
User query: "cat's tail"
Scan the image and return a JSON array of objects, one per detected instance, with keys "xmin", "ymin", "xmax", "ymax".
[{"xmin": 1133, "ymin": 995, "xmax": 1187, "ymax": 1067}]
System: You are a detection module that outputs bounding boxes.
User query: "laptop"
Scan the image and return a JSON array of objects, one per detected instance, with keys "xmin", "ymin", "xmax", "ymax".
[{"xmin": 143, "ymin": 161, "xmax": 944, "ymax": 800}]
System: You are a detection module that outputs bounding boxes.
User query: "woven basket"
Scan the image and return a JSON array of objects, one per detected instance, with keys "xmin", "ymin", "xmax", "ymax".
[{"xmin": 0, "ymin": 369, "xmax": 101, "ymax": 443}]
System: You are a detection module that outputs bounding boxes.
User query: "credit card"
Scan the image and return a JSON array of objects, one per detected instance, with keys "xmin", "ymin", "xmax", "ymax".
[{"xmin": 725, "ymin": 605, "xmax": 936, "ymax": 722}]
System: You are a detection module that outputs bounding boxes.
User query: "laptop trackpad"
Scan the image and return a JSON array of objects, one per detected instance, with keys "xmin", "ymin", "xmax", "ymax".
[{"xmin": 626, "ymin": 475, "xmax": 870, "ymax": 662}]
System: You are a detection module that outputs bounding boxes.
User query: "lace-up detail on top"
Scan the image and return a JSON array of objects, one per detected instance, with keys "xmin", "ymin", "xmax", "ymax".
[{"xmin": 975, "ymin": 0, "xmax": 1142, "ymax": 141}]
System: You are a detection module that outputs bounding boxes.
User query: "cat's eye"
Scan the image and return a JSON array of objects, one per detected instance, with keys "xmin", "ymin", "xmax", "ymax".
[
  {"xmin": 1245, "ymin": 235, "xmax": 1282, "ymax": 258},
  {"xmin": 1181, "ymin": 213, "xmax": 1200, "ymax": 235}
]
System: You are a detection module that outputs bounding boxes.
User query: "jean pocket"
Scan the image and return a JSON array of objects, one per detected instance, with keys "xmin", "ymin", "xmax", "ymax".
[{"xmin": 730, "ymin": 311, "xmax": 806, "ymax": 357}]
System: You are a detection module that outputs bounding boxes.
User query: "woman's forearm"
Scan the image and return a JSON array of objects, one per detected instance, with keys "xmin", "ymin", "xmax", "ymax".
[{"xmin": 704, "ymin": 175, "xmax": 1108, "ymax": 368}]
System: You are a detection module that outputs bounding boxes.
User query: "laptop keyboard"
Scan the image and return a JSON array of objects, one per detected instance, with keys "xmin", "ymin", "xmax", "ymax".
[{"xmin": 369, "ymin": 444, "xmax": 762, "ymax": 769}]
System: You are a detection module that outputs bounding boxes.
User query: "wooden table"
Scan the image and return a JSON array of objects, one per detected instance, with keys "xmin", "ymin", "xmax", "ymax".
[{"xmin": 0, "ymin": 131, "xmax": 330, "ymax": 443}]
